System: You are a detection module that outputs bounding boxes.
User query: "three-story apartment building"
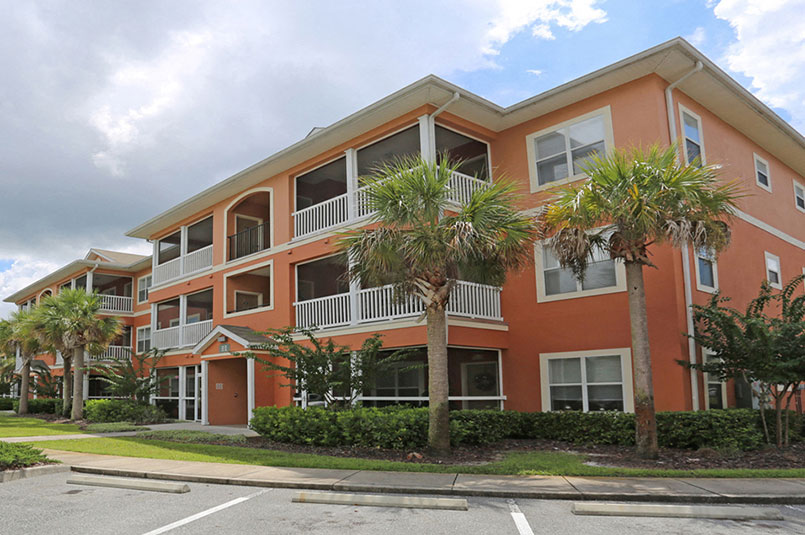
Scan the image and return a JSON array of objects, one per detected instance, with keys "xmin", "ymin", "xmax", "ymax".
[{"xmin": 7, "ymin": 38, "xmax": 805, "ymax": 424}]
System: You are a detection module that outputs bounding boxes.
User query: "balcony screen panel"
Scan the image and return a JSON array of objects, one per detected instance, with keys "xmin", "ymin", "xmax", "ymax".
[
  {"xmin": 187, "ymin": 217, "xmax": 213, "ymax": 253},
  {"xmin": 186, "ymin": 289, "xmax": 213, "ymax": 323},
  {"xmin": 296, "ymin": 256, "xmax": 348, "ymax": 301},
  {"xmin": 158, "ymin": 231, "xmax": 181, "ymax": 264},
  {"xmin": 434, "ymin": 126, "xmax": 488, "ymax": 179},
  {"xmin": 93, "ymin": 274, "xmax": 133, "ymax": 297},
  {"xmin": 75, "ymin": 275, "xmax": 88, "ymax": 291},
  {"xmin": 156, "ymin": 298, "xmax": 180, "ymax": 329},
  {"xmin": 296, "ymin": 157, "xmax": 347, "ymax": 210},
  {"xmin": 357, "ymin": 125, "xmax": 420, "ymax": 177}
]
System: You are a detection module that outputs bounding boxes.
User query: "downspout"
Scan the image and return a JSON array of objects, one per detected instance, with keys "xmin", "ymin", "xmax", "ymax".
[
  {"xmin": 665, "ymin": 60, "xmax": 703, "ymax": 411},
  {"xmin": 427, "ymin": 92, "xmax": 460, "ymax": 162}
]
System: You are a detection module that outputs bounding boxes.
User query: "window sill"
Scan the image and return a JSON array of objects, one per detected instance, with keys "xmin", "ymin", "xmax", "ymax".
[
  {"xmin": 536, "ymin": 284, "xmax": 625, "ymax": 303},
  {"xmin": 532, "ymin": 173, "xmax": 588, "ymax": 194},
  {"xmin": 755, "ymin": 182, "xmax": 772, "ymax": 193},
  {"xmin": 695, "ymin": 283, "xmax": 718, "ymax": 294}
]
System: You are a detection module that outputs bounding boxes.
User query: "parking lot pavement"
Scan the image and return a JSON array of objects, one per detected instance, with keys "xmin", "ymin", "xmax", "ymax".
[{"xmin": 2, "ymin": 473, "xmax": 804, "ymax": 535}]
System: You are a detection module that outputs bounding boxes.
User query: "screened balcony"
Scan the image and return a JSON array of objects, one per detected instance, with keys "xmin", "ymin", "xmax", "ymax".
[
  {"xmin": 92, "ymin": 273, "xmax": 134, "ymax": 314},
  {"xmin": 153, "ymin": 216, "xmax": 214, "ymax": 285},
  {"xmin": 92, "ymin": 326, "xmax": 132, "ymax": 361},
  {"xmin": 152, "ymin": 289, "xmax": 214, "ymax": 350},
  {"xmin": 292, "ymin": 124, "xmax": 490, "ymax": 238}
]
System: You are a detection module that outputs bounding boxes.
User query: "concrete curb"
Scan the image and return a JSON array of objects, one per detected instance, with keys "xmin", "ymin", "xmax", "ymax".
[
  {"xmin": 67, "ymin": 473, "xmax": 190, "ymax": 493},
  {"xmin": 571, "ymin": 502, "xmax": 784, "ymax": 520},
  {"xmin": 293, "ymin": 491, "xmax": 468, "ymax": 510},
  {"xmin": 68, "ymin": 467, "xmax": 805, "ymax": 504},
  {"xmin": 0, "ymin": 463, "xmax": 70, "ymax": 483}
]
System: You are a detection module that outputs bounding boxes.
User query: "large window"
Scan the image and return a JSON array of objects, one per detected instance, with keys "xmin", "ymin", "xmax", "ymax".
[
  {"xmin": 754, "ymin": 154, "xmax": 771, "ymax": 192},
  {"xmin": 695, "ymin": 248, "xmax": 718, "ymax": 293},
  {"xmin": 528, "ymin": 111, "xmax": 608, "ymax": 188},
  {"xmin": 680, "ymin": 107, "xmax": 705, "ymax": 166},
  {"xmin": 138, "ymin": 275, "xmax": 152, "ymax": 304},
  {"xmin": 536, "ymin": 241, "xmax": 622, "ymax": 302},
  {"xmin": 765, "ymin": 251, "xmax": 782, "ymax": 289},
  {"xmin": 794, "ymin": 180, "xmax": 805, "ymax": 213},
  {"xmin": 540, "ymin": 349, "xmax": 633, "ymax": 412}
]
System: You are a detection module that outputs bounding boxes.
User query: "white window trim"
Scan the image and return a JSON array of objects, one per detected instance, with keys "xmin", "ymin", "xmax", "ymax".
[
  {"xmin": 753, "ymin": 153, "xmax": 772, "ymax": 192},
  {"xmin": 694, "ymin": 248, "xmax": 719, "ymax": 294},
  {"xmin": 793, "ymin": 179, "xmax": 805, "ymax": 214},
  {"xmin": 137, "ymin": 275, "xmax": 152, "ymax": 304},
  {"xmin": 679, "ymin": 105, "xmax": 706, "ymax": 166},
  {"xmin": 764, "ymin": 251, "xmax": 782, "ymax": 290},
  {"xmin": 525, "ymin": 106, "xmax": 614, "ymax": 193},
  {"xmin": 702, "ymin": 349, "xmax": 728, "ymax": 410},
  {"xmin": 136, "ymin": 326, "xmax": 151, "ymax": 354},
  {"xmin": 539, "ymin": 348, "xmax": 634, "ymax": 413},
  {"xmin": 534, "ymin": 240, "xmax": 626, "ymax": 303},
  {"xmin": 223, "ymin": 259, "xmax": 274, "ymax": 319}
]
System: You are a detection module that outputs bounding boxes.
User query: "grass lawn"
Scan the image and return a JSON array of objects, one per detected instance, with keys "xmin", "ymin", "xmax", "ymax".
[
  {"xmin": 29, "ymin": 437, "xmax": 805, "ymax": 478},
  {"xmin": 0, "ymin": 415, "xmax": 83, "ymax": 438}
]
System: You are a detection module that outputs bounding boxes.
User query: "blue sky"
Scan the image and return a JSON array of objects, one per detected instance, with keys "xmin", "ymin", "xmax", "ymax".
[{"xmin": 1, "ymin": 0, "xmax": 804, "ymax": 317}]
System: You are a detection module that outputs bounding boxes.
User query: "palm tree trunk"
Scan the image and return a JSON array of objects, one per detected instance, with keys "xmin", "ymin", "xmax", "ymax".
[
  {"xmin": 71, "ymin": 346, "xmax": 85, "ymax": 420},
  {"xmin": 426, "ymin": 305, "xmax": 450, "ymax": 454},
  {"xmin": 62, "ymin": 356, "xmax": 72, "ymax": 417},
  {"xmin": 625, "ymin": 261, "xmax": 659, "ymax": 459},
  {"xmin": 18, "ymin": 357, "xmax": 30, "ymax": 415}
]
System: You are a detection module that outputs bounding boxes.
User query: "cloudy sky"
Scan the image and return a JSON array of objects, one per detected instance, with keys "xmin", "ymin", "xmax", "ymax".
[{"xmin": 1, "ymin": 0, "xmax": 804, "ymax": 316}]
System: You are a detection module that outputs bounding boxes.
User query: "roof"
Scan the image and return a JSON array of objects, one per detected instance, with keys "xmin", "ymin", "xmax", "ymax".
[
  {"xmin": 4, "ymin": 249, "xmax": 152, "ymax": 304},
  {"xmin": 125, "ymin": 37, "xmax": 805, "ymax": 240},
  {"xmin": 192, "ymin": 324, "xmax": 272, "ymax": 354}
]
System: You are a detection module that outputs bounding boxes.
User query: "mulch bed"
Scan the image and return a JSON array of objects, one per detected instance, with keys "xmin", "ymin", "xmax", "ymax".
[{"xmin": 232, "ymin": 437, "xmax": 805, "ymax": 470}]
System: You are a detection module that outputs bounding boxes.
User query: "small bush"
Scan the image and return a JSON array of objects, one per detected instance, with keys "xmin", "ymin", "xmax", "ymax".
[
  {"xmin": 0, "ymin": 398, "xmax": 14, "ymax": 410},
  {"xmin": 13, "ymin": 398, "xmax": 63, "ymax": 415},
  {"xmin": 0, "ymin": 442, "xmax": 50, "ymax": 471},
  {"xmin": 84, "ymin": 399, "xmax": 167, "ymax": 424},
  {"xmin": 657, "ymin": 409, "xmax": 763, "ymax": 451},
  {"xmin": 85, "ymin": 422, "xmax": 145, "ymax": 433},
  {"xmin": 136, "ymin": 430, "xmax": 247, "ymax": 445}
]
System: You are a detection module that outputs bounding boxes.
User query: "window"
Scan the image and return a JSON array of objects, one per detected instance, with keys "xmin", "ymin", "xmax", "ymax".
[
  {"xmin": 695, "ymin": 248, "xmax": 718, "ymax": 292},
  {"xmin": 528, "ymin": 110, "xmax": 609, "ymax": 188},
  {"xmin": 539, "ymin": 349, "xmax": 634, "ymax": 412},
  {"xmin": 703, "ymin": 350, "xmax": 727, "ymax": 410},
  {"xmin": 765, "ymin": 252, "xmax": 781, "ymax": 289},
  {"xmin": 136, "ymin": 326, "xmax": 151, "ymax": 353},
  {"xmin": 794, "ymin": 180, "xmax": 805, "ymax": 213},
  {"xmin": 536, "ymin": 240, "xmax": 623, "ymax": 302},
  {"xmin": 754, "ymin": 154, "xmax": 771, "ymax": 192},
  {"xmin": 137, "ymin": 275, "xmax": 152, "ymax": 304},
  {"xmin": 680, "ymin": 107, "xmax": 705, "ymax": 166}
]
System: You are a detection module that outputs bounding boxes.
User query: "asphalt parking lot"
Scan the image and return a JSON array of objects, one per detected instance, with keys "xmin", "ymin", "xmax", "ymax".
[{"xmin": 1, "ymin": 473, "xmax": 804, "ymax": 535}]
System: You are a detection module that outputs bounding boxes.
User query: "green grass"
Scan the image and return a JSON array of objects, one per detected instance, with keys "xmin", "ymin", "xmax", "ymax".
[
  {"xmin": 0, "ymin": 442, "xmax": 51, "ymax": 470},
  {"xmin": 0, "ymin": 415, "xmax": 82, "ymax": 438},
  {"xmin": 85, "ymin": 422, "xmax": 147, "ymax": 433},
  {"xmin": 28, "ymin": 437, "xmax": 805, "ymax": 478}
]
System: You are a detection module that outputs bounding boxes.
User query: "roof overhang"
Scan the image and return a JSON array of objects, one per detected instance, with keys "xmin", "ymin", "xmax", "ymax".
[{"xmin": 125, "ymin": 37, "xmax": 805, "ymax": 239}]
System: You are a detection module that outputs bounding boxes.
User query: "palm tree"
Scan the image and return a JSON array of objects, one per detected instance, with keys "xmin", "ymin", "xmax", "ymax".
[
  {"xmin": 32, "ymin": 288, "xmax": 121, "ymax": 420},
  {"xmin": 0, "ymin": 310, "xmax": 43, "ymax": 415},
  {"xmin": 338, "ymin": 155, "xmax": 538, "ymax": 453},
  {"xmin": 542, "ymin": 144, "xmax": 740, "ymax": 458}
]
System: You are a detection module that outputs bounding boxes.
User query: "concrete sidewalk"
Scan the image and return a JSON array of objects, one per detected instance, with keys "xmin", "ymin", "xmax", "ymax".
[
  {"xmin": 1, "ymin": 422, "xmax": 258, "ymax": 443},
  {"xmin": 42, "ymin": 449, "xmax": 805, "ymax": 504}
]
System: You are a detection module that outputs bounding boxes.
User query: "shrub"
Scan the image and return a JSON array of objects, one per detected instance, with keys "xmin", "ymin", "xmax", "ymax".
[
  {"xmin": 0, "ymin": 442, "xmax": 50, "ymax": 471},
  {"xmin": 12, "ymin": 398, "xmax": 63, "ymax": 415},
  {"xmin": 84, "ymin": 399, "xmax": 167, "ymax": 424},
  {"xmin": 84, "ymin": 422, "xmax": 145, "ymax": 433},
  {"xmin": 0, "ymin": 398, "xmax": 14, "ymax": 410},
  {"xmin": 656, "ymin": 409, "xmax": 763, "ymax": 451},
  {"xmin": 136, "ymin": 430, "xmax": 247, "ymax": 445}
]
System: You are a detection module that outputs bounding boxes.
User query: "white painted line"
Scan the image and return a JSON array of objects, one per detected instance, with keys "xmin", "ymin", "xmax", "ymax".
[
  {"xmin": 572, "ymin": 502, "xmax": 784, "ymax": 521},
  {"xmin": 141, "ymin": 489, "xmax": 270, "ymax": 535},
  {"xmin": 507, "ymin": 499, "xmax": 535, "ymax": 535},
  {"xmin": 293, "ymin": 491, "xmax": 468, "ymax": 511}
]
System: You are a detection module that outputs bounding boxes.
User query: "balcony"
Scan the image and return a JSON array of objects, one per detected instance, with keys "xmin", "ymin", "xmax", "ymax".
[
  {"xmin": 152, "ymin": 289, "xmax": 214, "ymax": 350},
  {"xmin": 99, "ymin": 294, "xmax": 133, "ymax": 314},
  {"xmin": 293, "ymin": 170, "xmax": 488, "ymax": 239},
  {"xmin": 153, "ymin": 245, "xmax": 213, "ymax": 286},
  {"xmin": 152, "ymin": 320, "xmax": 214, "ymax": 350},
  {"xmin": 294, "ymin": 280, "xmax": 502, "ymax": 330},
  {"xmin": 91, "ymin": 345, "xmax": 131, "ymax": 361},
  {"xmin": 153, "ymin": 216, "xmax": 214, "ymax": 286},
  {"xmin": 228, "ymin": 221, "xmax": 270, "ymax": 261}
]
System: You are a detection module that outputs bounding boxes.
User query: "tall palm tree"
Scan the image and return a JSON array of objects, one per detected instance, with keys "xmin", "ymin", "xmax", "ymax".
[
  {"xmin": 0, "ymin": 311, "xmax": 43, "ymax": 415},
  {"xmin": 542, "ymin": 144, "xmax": 740, "ymax": 458},
  {"xmin": 32, "ymin": 288, "xmax": 121, "ymax": 420},
  {"xmin": 338, "ymin": 155, "xmax": 538, "ymax": 453}
]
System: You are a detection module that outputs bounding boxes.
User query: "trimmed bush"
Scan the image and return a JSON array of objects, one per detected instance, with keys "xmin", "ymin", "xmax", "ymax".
[
  {"xmin": 0, "ymin": 398, "xmax": 14, "ymax": 410},
  {"xmin": 250, "ymin": 406, "xmax": 783, "ymax": 451},
  {"xmin": 0, "ymin": 442, "xmax": 50, "ymax": 471},
  {"xmin": 12, "ymin": 398, "xmax": 63, "ymax": 415},
  {"xmin": 84, "ymin": 399, "xmax": 167, "ymax": 424}
]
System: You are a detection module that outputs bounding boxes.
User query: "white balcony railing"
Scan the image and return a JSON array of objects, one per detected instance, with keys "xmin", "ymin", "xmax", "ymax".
[
  {"xmin": 295, "ymin": 281, "xmax": 502, "ymax": 329},
  {"xmin": 152, "ymin": 320, "xmax": 213, "ymax": 350},
  {"xmin": 93, "ymin": 345, "xmax": 130, "ymax": 361},
  {"xmin": 292, "ymin": 171, "xmax": 489, "ymax": 239},
  {"xmin": 98, "ymin": 294, "xmax": 133, "ymax": 314},
  {"xmin": 153, "ymin": 245, "xmax": 214, "ymax": 285}
]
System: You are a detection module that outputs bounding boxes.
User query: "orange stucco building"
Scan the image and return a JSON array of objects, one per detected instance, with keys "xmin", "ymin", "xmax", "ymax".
[{"xmin": 6, "ymin": 38, "xmax": 805, "ymax": 425}]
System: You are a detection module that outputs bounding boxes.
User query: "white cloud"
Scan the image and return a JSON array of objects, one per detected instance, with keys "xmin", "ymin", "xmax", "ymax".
[
  {"xmin": 712, "ymin": 0, "xmax": 805, "ymax": 131},
  {"xmin": 0, "ymin": 258, "xmax": 61, "ymax": 317},
  {"xmin": 686, "ymin": 26, "xmax": 707, "ymax": 47},
  {"xmin": 527, "ymin": 69, "xmax": 544, "ymax": 76}
]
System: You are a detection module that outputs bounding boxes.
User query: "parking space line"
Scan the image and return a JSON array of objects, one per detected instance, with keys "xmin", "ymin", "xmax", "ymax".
[
  {"xmin": 506, "ymin": 499, "xmax": 535, "ymax": 535},
  {"xmin": 141, "ymin": 489, "xmax": 271, "ymax": 535}
]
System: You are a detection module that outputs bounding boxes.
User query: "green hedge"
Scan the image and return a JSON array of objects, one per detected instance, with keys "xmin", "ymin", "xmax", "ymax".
[
  {"xmin": 0, "ymin": 398, "xmax": 14, "ymax": 410},
  {"xmin": 0, "ymin": 442, "xmax": 50, "ymax": 471},
  {"xmin": 250, "ymin": 406, "xmax": 800, "ymax": 451},
  {"xmin": 12, "ymin": 398, "xmax": 65, "ymax": 415},
  {"xmin": 84, "ymin": 399, "xmax": 167, "ymax": 424}
]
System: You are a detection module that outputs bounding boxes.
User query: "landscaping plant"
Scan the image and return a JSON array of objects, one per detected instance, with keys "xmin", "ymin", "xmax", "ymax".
[
  {"xmin": 542, "ymin": 144, "xmax": 740, "ymax": 458},
  {"xmin": 93, "ymin": 347, "xmax": 167, "ymax": 402},
  {"xmin": 0, "ymin": 310, "xmax": 46, "ymax": 415}
]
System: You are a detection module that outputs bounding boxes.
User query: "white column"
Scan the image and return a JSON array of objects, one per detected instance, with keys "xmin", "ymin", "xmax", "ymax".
[
  {"xmin": 246, "ymin": 358, "xmax": 255, "ymax": 424},
  {"xmin": 201, "ymin": 360, "xmax": 209, "ymax": 425},
  {"xmin": 179, "ymin": 294, "xmax": 187, "ymax": 346},
  {"xmin": 86, "ymin": 271, "xmax": 93, "ymax": 293},
  {"xmin": 82, "ymin": 365, "xmax": 89, "ymax": 401},
  {"xmin": 180, "ymin": 225, "xmax": 188, "ymax": 276},
  {"xmin": 419, "ymin": 114, "xmax": 434, "ymax": 163},
  {"xmin": 345, "ymin": 147, "xmax": 357, "ymax": 221},
  {"xmin": 151, "ymin": 240, "xmax": 159, "ymax": 274},
  {"xmin": 178, "ymin": 366, "xmax": 187, "ymax": 420}
]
